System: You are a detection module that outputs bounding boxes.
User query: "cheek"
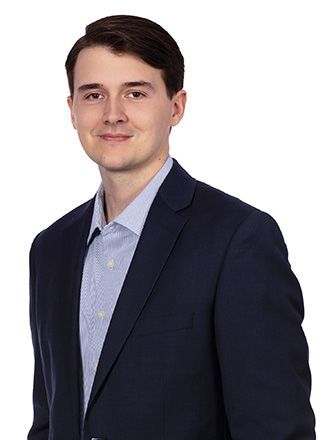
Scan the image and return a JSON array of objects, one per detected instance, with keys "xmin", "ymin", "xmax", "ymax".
[
  {"xmin": 75, "ymin": 106, "xmax": 101, "ymax": 131},
  {"xmin": 130, "ymin": 107, "xmax": 150, "ymax": 128},
  {"xmin": 152, "ymin": 112, "xmax": 173, "ymax": 137},
  {"xmin": 132, "ymin": 105, "xmax": 172, "ymax": 135}
]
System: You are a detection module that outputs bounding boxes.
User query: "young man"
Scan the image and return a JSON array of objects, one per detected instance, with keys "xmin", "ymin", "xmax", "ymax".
[{"xmin": 28, "ymin": 15, "xmax": 316, "ymax": 439}]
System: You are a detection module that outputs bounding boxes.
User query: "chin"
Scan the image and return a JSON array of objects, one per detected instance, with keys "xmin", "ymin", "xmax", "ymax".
[{"xmin": 97, "ymin": 157, "xmax": 138, "ymax": 173}]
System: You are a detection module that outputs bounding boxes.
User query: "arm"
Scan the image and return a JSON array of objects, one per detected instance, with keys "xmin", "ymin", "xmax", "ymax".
[
  {"xmin": 28, "ymin": 237, "xmax": 49, "ymax": 440},
  {"xmin": 214, "ymin": 210, "xmax": 315, "ymax": 439}
]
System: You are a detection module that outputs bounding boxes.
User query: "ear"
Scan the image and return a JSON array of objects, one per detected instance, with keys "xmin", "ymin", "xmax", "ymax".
[
  {"xmin": 171, "ymin": 90, "xmax": 187, "ymax": 127},
  {"xmin": 67, "ymin": 96, "xmax": 77, "ymax": 130}
]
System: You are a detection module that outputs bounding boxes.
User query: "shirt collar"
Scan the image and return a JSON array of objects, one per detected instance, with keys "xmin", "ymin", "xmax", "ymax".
[{"xmin": 87, "ymin": 156, "xmax": 173, "ymax": 244}]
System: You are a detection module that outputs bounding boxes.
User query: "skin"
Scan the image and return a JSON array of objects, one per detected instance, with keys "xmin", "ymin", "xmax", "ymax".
[{"xmin": 67, "ymin": 46, "xmax": 187, "ymax": 222}]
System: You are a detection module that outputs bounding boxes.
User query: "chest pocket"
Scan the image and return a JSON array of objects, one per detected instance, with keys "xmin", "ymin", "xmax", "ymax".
[{"xmin": 132, "ymin": 312, "xmax": 194, "ymax": 337}]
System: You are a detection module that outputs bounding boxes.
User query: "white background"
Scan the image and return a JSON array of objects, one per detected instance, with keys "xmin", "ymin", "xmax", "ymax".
[{"xmin": 0, "ymin": 0, "xmax": 334, "ymax": 437}]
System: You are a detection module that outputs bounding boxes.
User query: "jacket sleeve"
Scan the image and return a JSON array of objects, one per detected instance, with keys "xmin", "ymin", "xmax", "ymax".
[
  {"xmin": 214, "ymin": 210, "xmax": 316, "ymax": 439},
  {"xmin": 28, "ymin": 236, "xmax": 49, "ymax": 440}
]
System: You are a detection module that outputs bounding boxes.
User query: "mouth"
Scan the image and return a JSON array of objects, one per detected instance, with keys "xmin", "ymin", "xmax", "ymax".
[{"xmin": 98, "ymin": 134, "xmax": 133, "ymax": 142}]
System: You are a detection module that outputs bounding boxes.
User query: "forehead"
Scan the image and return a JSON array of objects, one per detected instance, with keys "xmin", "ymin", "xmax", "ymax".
[{"xmin": 73, "ymin": 46, "xmax": 163, "ymax": 88}]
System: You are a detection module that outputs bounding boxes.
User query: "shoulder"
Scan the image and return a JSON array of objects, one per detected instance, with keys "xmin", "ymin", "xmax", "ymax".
[
  {"xmin": 193, "ymin": 178, "xmax": 257, "ymax": 226},
  {"xmin": 191, "ymin": 179, "xmax": 285, "ymax": 246},
  {"xmin": 30, "ymin": 197, "xmax": 94, "ymax": 254},
  {"xmin": 163, "ymin": 156, "xmax": 284, "ymax": 243}
]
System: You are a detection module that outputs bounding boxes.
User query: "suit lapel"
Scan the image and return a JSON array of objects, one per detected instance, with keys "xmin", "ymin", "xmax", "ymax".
[
  {"xmin": 87, "ymin": 160, "xmax": 196, "ymax": 412},
  {"xmin": 58, "ymin": 198, "xmax": 95, "ymax": 422}
]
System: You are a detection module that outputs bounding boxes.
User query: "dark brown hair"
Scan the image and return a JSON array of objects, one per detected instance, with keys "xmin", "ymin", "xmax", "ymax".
[{"xmin": 65, "ymin": 15, "xmax": 184, "ymax": 99}]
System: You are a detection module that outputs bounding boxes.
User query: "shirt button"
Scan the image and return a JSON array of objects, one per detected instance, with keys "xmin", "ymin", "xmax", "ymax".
[
  {"xmin": 97, "ymin": 310, "xmax": 106, "ymax": 320},
  {"xmin": 92, "ymin": 361, "xmax": 98, "ymax": 371},
  {"xmin": 107, "ymin": 259, "xmax": 115, "ymax": 269}
]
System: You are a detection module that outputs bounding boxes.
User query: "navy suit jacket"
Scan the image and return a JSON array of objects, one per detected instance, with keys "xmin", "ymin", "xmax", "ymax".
[{"xmin": 28, "ymin": 159, "xmax": 315, "ymax": 439}]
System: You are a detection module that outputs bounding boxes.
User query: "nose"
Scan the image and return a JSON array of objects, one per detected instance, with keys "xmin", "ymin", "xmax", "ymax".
[{"xmin": 102, "ymin": 97, "xmax": 127, "ymax": 125}]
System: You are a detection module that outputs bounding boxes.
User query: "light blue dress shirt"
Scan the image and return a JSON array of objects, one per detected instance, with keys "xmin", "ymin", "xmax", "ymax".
[{"xmin": 79, "ymin": 156, "xmax": 173, "ymax": 414}]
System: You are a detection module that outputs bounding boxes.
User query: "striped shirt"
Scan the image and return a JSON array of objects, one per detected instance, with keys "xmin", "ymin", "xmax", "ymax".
[{"xmin": 79, "ymin": 156, "xmax": 173, "ymax": 414}]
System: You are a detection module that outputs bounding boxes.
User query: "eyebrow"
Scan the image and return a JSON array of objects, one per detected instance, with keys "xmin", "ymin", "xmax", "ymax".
[
  {"xmin": 123, "ymin": 81, "xmax": 154, "ymax": 90},
  {"xmin": 77, "ymin": 83, "xmax": 103, "ymax": 93},
  {"xmin": 77, "ymin": 81, "xmax": 155, "ymax": 93}
]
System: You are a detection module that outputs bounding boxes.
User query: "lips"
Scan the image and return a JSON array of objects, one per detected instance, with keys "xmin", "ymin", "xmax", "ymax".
[{"xmin": 99, "ymin": 133, "xmax": 132, "ymax": 142}]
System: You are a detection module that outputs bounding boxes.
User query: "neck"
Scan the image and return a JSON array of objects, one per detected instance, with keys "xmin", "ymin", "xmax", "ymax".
[{"xmin": 99, "ymin": 155, "xmax": 169, "ymax": 223}]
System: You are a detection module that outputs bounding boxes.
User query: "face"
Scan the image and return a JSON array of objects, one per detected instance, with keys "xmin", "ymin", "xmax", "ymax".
[{"xmin": 67, "ymin": 46, "xmax": 186, "ymax": 177}]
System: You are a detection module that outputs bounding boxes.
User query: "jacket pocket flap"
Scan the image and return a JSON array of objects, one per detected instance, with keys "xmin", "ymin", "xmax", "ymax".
[{"xmin": 132, "ymin": 312, "xmax": 194, "ymax": 336}]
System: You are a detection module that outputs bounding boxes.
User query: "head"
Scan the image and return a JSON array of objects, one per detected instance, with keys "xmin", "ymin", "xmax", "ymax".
[
  {"xmin": 66, "ymin": 15, "xmax": 184, "ymax": 101},
  {"xmin": 65, "ymin": 15, "xmax": 186, "ymax": 177}
]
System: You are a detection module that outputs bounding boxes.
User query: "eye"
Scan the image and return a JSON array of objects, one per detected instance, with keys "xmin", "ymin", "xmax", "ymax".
[
  {"xmin": 127, "ymin": 91, "xmax": 146, "ymax": 99},
  {"xmin": 85, "ymin": 92, "xmax": 104, "ymax": 101}
]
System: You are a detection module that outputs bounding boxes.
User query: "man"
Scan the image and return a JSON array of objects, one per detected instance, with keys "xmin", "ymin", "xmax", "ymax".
[{"xmin": 28, "ymin": 14, "xmax": 315, "ymax": 439}]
